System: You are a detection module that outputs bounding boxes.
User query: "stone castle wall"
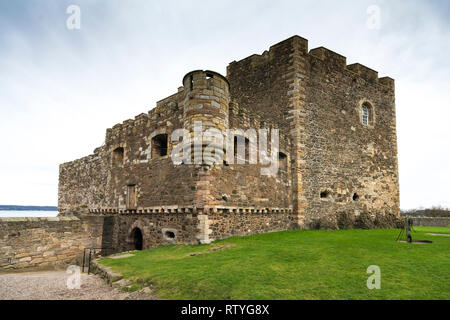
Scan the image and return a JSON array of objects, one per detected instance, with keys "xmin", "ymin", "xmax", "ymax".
[
  {"xmin": 302, "ymin": 46, "xmax": 399, "ymax": 228},
  {"xmin": 58, "ymin": 89, "xmax": 199, "ymax": 215},
  {"xmin": 207, "ymin": 211, "xmax": 294, "ymax": 239},
  {"xmin": 0, "ymin": 216, "xmax": 103, "ymax": 271},
  {"xmin": 51, "ymin": 35, "xmax": 402, "ymax": 264},
  {"xmin": 227, "ymin": 37, "xmax": 308, "ymax": 226},
  {"xmin": 410, "ymin": 217, "xmax": 450, "ymax": 227},
  {"xmin": 100, "ymin": 214, "xmax": 200, "ymax": 252},
  {"xmin": 1, "ymin": 36, "xmax": 402, "ymax": 271},
  {"xmin": 58, "ymin": 149, "xmax": 109, "ymax": 215},
  {"xmin": 58, "ymin": 69, "xmax": 294, "ymax": 218},
  {"xmin": 56, "ymin": 68, "xmax": 295, "ymax": 254},
  {"xmin": 99, "ymin": 210, "xmax": 294, "ymax": 253},
  {"xmin": 227, "ymin": 36, "xmax": 400, "ymax": 229}
]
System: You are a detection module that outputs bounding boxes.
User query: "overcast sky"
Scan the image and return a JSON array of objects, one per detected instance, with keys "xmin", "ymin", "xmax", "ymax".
[{"xmin": 0, "ymin": 0, "xmax": 449, "ymax": 209}]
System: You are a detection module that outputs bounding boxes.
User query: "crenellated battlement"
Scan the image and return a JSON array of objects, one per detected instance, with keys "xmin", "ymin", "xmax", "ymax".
[
  {"xmin": 308, "ymin": 45, "xmax": 394, "ymax": 87},
  {"xmin": 122, "ymin": 118, "xmax": 135, "ymax": 128},
  {"xmin": 54, "ymin": 35, "xmax": 399, "ymax": 257},
  {"xmin": 228, "ymin": 35, "xmax": 394, "ymax": 90},
  {"xmin": 378, "ymin": 76, "xmax": 395, "ymax": 89},
  {"xmin": 134, "ymin": 112, "xmax": 149, "ymax": 123},
  {"xmin": 229, "ymin": 36, "xmax": 309, "ymax": 69},
  {"xmin": 309, "ymin": 46, "xmax": 347, "ymax": 70},
  {"xmin": 59, "ymin": 150, "xmax": 104, "ymax": 169},
  {"xmin": 347, "ymin": 63, "xmax": 378, "ymax": 83}
]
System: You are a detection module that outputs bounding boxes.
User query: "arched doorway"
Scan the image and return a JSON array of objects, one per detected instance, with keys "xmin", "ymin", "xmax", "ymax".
[{"xmin": 131, "ymin": 227, "xmax": 143, "ymax": 250}]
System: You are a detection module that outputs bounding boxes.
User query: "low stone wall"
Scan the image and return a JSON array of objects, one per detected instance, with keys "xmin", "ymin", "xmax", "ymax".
[
  {"xmin": 0, "ymin": 216, "xmax": 103, "ymax": 271},
  {"xmin": 107, "ymin": 213, "xmax": 200, "ymax": 252},
  {"xmin": 411, "ymin": 217, "xmax": 450, "ymax": 227},
  {"xmin": 208, "ymin": 211, "xmax": 294, "ymax": 239},
  {"xmin": 104, "ymin": 210, "xmax": 295, "ymax": 252}
]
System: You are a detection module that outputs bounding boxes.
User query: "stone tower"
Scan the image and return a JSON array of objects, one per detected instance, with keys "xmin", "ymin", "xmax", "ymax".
[{"xmin": 182, "ymin": 70, "xmax": 230, "ymax": 165}]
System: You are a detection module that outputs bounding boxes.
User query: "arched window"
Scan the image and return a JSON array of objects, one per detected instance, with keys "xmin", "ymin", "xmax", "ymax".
[
  {"xmin": 112, "ymin": 147, "xmax": 124, "ymax": 167},
  {"xmin": 361, "ymin": 102, "xmax": 373, "ymax": 126},
  {"xmin": 362, "ymin": 105, "xmax": 369, "ymax": 125},
  {"xmin": 152, "ymin": 134, "xmax": 168, "ymax": 157}
]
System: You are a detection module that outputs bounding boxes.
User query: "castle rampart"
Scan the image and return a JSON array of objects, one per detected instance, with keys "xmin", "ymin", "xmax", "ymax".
[
  {"xmin": 1, "ymin": 35, "xmax": 401, "ymax": 270},
  {"xmin": 0, "ymin": 216, "xmax": 103, "ymax": 271}
]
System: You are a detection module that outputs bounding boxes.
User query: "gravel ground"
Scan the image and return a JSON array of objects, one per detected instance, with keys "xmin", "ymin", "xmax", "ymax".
[{"xmin": 0, "ymin": 271, "xmax": 155, "ymax": 300}]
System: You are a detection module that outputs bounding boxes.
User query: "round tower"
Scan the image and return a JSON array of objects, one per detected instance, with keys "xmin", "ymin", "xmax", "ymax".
[{"xmin": 182, "ymin": 70, "xmax": 230, "ymax": 165}]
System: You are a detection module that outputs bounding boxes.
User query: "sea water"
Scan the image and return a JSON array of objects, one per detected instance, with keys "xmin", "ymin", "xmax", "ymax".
[{"xmin": 0, "ymin": 211, "xmax": 59, "ymax": 218}]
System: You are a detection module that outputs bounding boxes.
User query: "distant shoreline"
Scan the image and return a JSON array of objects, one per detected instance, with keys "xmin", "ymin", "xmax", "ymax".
[{"xmin": 0, "ymin": 205, "xmax": 57, "ymax": 211}]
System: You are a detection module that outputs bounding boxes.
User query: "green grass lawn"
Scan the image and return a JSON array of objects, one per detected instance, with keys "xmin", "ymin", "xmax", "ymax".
[{"xmin": 99, "ymin": 227, "xmax": 450, "ymax": 300}]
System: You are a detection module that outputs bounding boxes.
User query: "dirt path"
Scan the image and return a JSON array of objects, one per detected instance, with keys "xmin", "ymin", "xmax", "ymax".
[{"xmin": 0, "ymin": 271, "xmax": 154, "ymax": 300}]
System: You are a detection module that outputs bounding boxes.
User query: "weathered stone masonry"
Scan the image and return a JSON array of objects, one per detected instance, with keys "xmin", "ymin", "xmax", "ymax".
[
  {"xmin": 227, "ymin": 36, "xmax": 399, "ymax": 229},
  {"xmin": 0, "ymin": 35, "xmax": 401, "ymax": 269},
  {"xmin": 0, "ymin": 216, "xmax": 103, "ymax": 271},
  {"xmin": 59, "ymin": 35, "xmax": 400, "ymax": 249}
]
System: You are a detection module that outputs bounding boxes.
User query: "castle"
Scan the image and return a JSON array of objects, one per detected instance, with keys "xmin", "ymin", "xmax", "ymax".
[{"xmin": 56, "ymin": 35, "xmax": 400, "ymax": 252}]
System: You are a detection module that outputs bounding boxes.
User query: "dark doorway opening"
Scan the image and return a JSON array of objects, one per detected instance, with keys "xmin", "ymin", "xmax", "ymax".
[{"xmin": 131, "ymin": 227, "xmax": 143, "ymax": 250}]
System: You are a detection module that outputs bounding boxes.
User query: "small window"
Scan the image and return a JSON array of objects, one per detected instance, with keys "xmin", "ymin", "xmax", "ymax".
[
  {"xmin": 165, "ymin": 231, "xmax": 175, "ymax": 239},
  {"xmin": 361, "ymin": 102, "xmax": 373, "ymax": 126},
  {"xmin": 353, "ymin": 193, "xmax": 359, "ymax": 201},
  {"xmin": 320, "ymin": 190, "xmax": 331, "ymax": 199},
  {"xmin": 234, "ymin": 136, "xmax": 250, "ymax": 163},
  {"xmin": 152, "ymin": 134, "xmax": 168, "ymax": 157},
  {"xmin": 163, "ymin": 229, "xmax": 177, "ymax": 241},
  {"xmin": 362, "ymin": 106, "xmax": 369, "ymax": 125},
  {"xmin": 112, "ymin": 147, "xmax": 124, "ymax": 167},
  {"xmin": 279, "ymin": 152, "xmax": 287, "ymax": 172}
]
